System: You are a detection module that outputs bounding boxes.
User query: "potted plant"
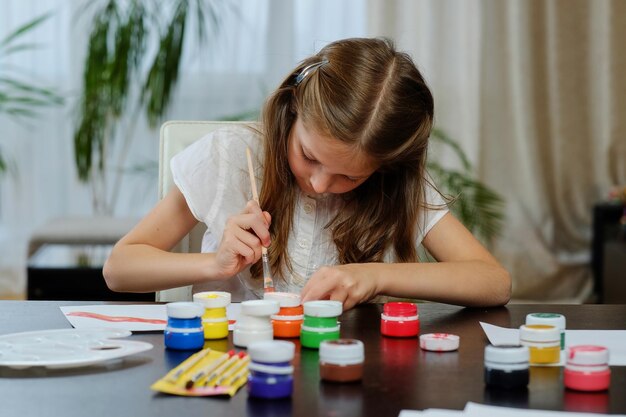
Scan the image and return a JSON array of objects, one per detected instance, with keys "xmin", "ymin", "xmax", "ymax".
[
  {"xmin": 73, "ymin": 0, "xmax": 231, "ymax": 215},
  {"xmin": 428, "ymin": 128, "xmax": 504, "ymax": 245}
]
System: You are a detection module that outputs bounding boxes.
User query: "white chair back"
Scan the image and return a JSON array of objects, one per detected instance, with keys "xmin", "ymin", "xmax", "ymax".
[{"xmin": 156, "ymin": 120, "xmax": 251, "ymax": 302}]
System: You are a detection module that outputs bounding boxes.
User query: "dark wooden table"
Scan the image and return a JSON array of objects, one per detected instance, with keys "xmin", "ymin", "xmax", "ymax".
[{"xmin": 0, "ymin": 301, "xmax": 624, "ymax": 416}]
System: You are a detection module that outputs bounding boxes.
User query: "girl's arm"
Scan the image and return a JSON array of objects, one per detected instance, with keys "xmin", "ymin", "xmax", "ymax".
[
  {"xmin": 103, "ymin": 186, "xmax": 271, "ymax": 293},
  {"xmin": 300, "ymin": 212, "xmax": 511, "ymax": 310}
]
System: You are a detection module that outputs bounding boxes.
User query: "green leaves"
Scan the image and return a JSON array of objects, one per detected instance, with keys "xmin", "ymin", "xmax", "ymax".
[
  {"xmin": 73, "ymin": 0, "xmax": 225, "ymax": 182},
  {"xmin": 428, "ymin": 130, "xmax": 505, "ymax": 244},
  {"xmin": 0, "ymin": 13, "xmax": 64, "ymax": 177},
  {"xmin": 74, "ymin": 0, "xmax": 148, "ymax": 180},
  {"xmin": 0, "ymin": 13, "xmax": 64, "ymax": 117}
]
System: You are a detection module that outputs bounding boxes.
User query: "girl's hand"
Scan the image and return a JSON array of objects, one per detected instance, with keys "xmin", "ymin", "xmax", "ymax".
[
  {"xmin": 300, "ymin": 264, "xmax": 380, "ymax": 310},
  {"xmin": 214, "ymin": 200, "xmax": 271, "ymax": 277}
]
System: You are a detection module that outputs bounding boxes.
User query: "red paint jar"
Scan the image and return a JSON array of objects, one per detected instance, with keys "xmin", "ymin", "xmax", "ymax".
[
  {"xmin": 564, "ymin": 345, "xmax": 611, "ymax": 392},
  {"xmin": 380, "ymin": 302, "xmax": 419, "ymax": 337}
]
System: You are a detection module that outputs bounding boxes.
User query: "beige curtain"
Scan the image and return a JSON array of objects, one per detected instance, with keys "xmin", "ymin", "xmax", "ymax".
[{"xmin": 368, "ymin": 0, "xmax": 626, "ymax": 302}]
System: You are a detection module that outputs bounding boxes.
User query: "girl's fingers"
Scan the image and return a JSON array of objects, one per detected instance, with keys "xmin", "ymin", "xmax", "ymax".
[
  {"xmin": 301, "ymin": 272, "xmax": 334, "ymax": 302},
  {"xmin": 226, "ymin": 212, "xmax": 271, "ymax": 247},
  {"xmin": 231, "ymin": 227, "xmax": 262, "ymax": 263}
]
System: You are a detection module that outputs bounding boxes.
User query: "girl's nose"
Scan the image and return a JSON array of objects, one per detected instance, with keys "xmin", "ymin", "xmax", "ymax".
[{"xmin": 310, "ymin": 171, "xmax": 332, "ymax": 194}]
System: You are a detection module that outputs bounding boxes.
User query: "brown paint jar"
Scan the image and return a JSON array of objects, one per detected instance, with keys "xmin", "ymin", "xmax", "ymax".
[{"xmin": 319, "ymin": 339, "xmax": 364, "ymax": 383}]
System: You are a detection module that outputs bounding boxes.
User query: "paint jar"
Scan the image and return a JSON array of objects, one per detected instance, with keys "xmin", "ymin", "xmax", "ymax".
[
  {"xmin": 233, "ymin": 300, "xmax": 280, "ymax": 348},
  {"xmin": 264, "ymin": 292, "xmax": 303, "ymax": 338},
  {"xmin": 526, "ymin": 313, "xmax": 566, "ymax": 350},
  {"xmin": 300, "ymin": 301, "xmax": 342, "ymax": 349},
  {"xmin": 164, "ymin": 302, "xmax": 205, "ymax": 350},
  {"xmin": 519, "ymin": 324, "xmax": 561, "ymax": 365},
  {"xmin": 484, "ymin": 344, "xmax": 530, "ymax": 389},
  {"xmin": 193, "ymin": 291, "xmax": 231, "ymax": 340},
  {"xmin": 247, "ymin": 340, "xmax": 295, "ymax": 399},
  {"xmin": 564, "ymin": 345, "xmax": 611, "ymax": 392},
  {"xmin": 420, "ymin": 333, "xmax": 460, "ymax": 352},
  {"xmin": 380, "ymin": 302, "xmax": 419, "ymax": 337},
  {"xmin": 319, "ymin": 339, "xmax": 365, "ymax": 383}
]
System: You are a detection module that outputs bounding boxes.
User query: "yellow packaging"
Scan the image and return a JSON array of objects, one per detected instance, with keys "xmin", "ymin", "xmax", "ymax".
[{"xmin": 151, "ymin": 348, "xmax": 249, "ymax": 397}]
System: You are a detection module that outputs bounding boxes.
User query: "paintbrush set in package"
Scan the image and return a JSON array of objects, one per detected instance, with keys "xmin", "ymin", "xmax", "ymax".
[{"xmin": 151, "ymin": 348, "xmax": 249, "ymax": 397}]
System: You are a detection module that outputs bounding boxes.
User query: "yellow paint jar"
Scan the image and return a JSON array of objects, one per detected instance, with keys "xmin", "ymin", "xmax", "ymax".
[
  {"xmin": 519, "ymin": 324, "xmax": 560, "ymax": 365},
  {"xmin": 193, "ymin": 291, "xmax": 231, "ymax": 340}
]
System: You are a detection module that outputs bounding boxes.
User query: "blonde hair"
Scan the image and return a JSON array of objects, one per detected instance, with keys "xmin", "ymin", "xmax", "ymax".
[{"xmin": 252, "ymin": 37, "xmax": 434, "ymax": 280}]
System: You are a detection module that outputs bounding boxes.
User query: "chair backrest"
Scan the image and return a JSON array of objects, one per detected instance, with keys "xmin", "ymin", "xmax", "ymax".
[{"xmin": 156, "ymin": 120, "xmax": 251, "ymax": 302}]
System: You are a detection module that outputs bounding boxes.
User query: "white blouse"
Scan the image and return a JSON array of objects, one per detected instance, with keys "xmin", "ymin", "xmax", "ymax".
[{"xmin": 171, "ymin": 125, "xmax": 448, "ymax": 298}]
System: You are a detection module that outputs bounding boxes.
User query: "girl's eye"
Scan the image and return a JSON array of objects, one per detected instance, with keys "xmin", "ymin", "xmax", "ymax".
[
  {"xmin": 302, "ymin": 152, "xmax": 317, "ymax": 164},
  {"xmin": 344, "ymin": 176, "xmax": 359, "ymax": 184}
]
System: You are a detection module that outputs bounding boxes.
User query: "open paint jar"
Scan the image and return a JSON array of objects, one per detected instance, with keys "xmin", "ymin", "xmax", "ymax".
[
  {"xmin": 319, "ymin": 339, "xmax": 364, "ymax": 383},
  {"xmin": 247, "ymin": 340, "xmax": 295, "ymax": 399},
  {"xmin": 564, "ymin": 345, "xmax": 610, "ymax": 392},
  {"xmin": 164, "ymin": 302, "xmax": 205, "ymax": 350},
  {"xmin": 300, "ymin": 301, "xmax": 342, "ymax": 349},
  {"xmin": 264, "ymin": 292, "xmax": 303, "ymax": 338},
  {"xmin": 233, "ymin": 300, "xmax": 280, "ymax": 348},
  {"xmin": 526, "ymin": 313, "xmax": 566, "ymax": 350},
  {"xmin": 193, "ymin": 291, "xmax": 231, "ymax": 340},
  {"xmin": 380, "ymin": 302, "xmax": 419, "ymax": 337},
  {"xmin": 484, "ymin": 344, "xmax": 530, "ymax": 389},
  {"xmin": 519, "ymin": 324, "xmax": 560, "ymax": 365}
]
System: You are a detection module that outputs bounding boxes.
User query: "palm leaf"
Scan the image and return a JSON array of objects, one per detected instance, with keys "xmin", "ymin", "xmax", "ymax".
[
  {"xmin": 0, "ymin": 13, "xmax": 64, "ymax": 177},
  {"xmin": 427, "ymin": 161, "xmax": 505, "ymax": 243},
  {"xmin": 0, "ymin": 13, "xmax": 52, "ymax": 49}
]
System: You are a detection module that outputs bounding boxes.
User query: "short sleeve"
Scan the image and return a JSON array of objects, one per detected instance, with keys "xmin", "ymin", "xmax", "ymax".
[
  {"xmin": 170, "ymin": 126, "xmax": 263, "ymax": 248},
  {"xmin": 415, "ymin": 178, "xmax": 449, "ymax": 245}
]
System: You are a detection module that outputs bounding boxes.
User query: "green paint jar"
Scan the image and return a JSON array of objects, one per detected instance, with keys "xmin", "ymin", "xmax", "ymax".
[{"xmin": 300, "ymin": 301, "xmax": 342, "ymax": 349}]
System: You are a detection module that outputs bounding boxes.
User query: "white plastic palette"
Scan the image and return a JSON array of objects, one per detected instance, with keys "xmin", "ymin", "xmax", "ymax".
[{"xmin": 0, "ymin": 328, "xmax": 153, "ymax": 370}]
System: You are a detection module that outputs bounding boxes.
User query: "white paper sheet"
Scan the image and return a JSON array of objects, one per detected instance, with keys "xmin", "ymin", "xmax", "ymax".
[
  {"xmin": 399, "ymin": 410, "xmax": 465, "ymax": 416},
  {"xmin": 400, "ymin": 402, "xmax": 626, "ymax": 417},
  {"xmin": 464, "ymin": 402, "xmax": 626, "ymax": 417},
  {"xmin": 61, "ymin": 303, "xmax": 241, "ymax": 332},
  {"xmin": 480, "ymin": 322, "xmax": 626, "ymax": 366}
]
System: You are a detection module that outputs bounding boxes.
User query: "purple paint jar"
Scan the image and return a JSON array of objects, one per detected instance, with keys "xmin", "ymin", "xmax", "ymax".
[{"xmin": 247, "ymin": 340, "xmax": 295, "ymax": 399}]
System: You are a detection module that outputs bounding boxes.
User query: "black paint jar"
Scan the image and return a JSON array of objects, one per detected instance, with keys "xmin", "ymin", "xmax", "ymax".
[{"xmin": 484, "ymin": 344, "xmax": 530, "ymax": 389}]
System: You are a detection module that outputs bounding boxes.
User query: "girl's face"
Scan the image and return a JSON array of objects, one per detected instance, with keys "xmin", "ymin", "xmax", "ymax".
[{"xmin": 287, "ymin": 117, "xmax": 377, "ymax": 196}]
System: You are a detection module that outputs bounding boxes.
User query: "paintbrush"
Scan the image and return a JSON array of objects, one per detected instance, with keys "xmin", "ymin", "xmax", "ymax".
[
  {"xmin": 214, "ymin": 352, "xmax": 250, "ymax": 387},
  {"xmin": 166, "ymin": 347, "xmax": 211, "ymax": 384},
  {"xmin": 202, "ymin": 351, "xmax": 241, "ymax": 387},
  {"xmin": 246, "ymin": 147, "xmax": 275, "ymax": 293},
  {"xmin": 185, "ymin": 350, "xmax": 231, "ymax": 389}
]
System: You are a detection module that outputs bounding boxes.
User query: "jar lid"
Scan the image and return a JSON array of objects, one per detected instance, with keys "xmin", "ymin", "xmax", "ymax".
[
  {"xmin": 303, "ymin": 300, "xmax": 343, "ymax": 317},
  {"xmin": 319, "ymin": 339, "xmax": 364, "ymax": 365},
  {"xmin": 519, "ymin": 324, "xmax": 560, "ymax": 342},
  {"xmin": 567, "ymin": 345, "xmax": 609, "ymax": 366},
  {"xmin": 484, "ymin": 344, "xmax": 529, "ymax": 363},
  {"xmin": 419, "ymin": 333, "xmax": 460, "ymax": 352},
  {"xmin": 263, "ymin": 291, "xmax": 301, "ymax": 307},
  {"xmin": 193, "ymin": 291, "xmax": 231, "ymax": 308},
  {"xmin": 383, "ymin": 302, "xmax": 418, "ymax": 317},
  {"xmin": 525, "ymin": 313, "xmax": 566, "ymax": 330},
  {"xmin": 166, "ymin": 302, "xmax": 204, "ymax": 319},
  {"xmin": 247, "ymin": 340, "xmax": 295, "ymax": 362},
  {"xmin": 241, "ymin": 299, "xmax": 280, "ymax": 316}
]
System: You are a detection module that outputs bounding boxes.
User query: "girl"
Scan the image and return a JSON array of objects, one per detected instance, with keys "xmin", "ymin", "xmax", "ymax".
[{"xmin": 104, "ymin": 37, "xmax": 511, "ymax": 310}]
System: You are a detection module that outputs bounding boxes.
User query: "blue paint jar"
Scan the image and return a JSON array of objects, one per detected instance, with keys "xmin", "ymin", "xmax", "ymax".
[
  {"xmin": 164, "ymin": 302, "xmax": 205, "ymax": 350},
  {"xmin": 247, "ymin": 340, "xmax": 295, "ymax": 399}
]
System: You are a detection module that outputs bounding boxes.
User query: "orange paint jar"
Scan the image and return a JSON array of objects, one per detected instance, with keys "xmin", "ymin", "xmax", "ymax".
[{"xmin": 264, "ymin": 292, "xmax": 303, "ymax": 338}]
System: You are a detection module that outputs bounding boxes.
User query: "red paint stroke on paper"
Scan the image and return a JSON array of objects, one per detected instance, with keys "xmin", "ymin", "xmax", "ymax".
[{"xmin": 67, "ymin": 311, "xmax": 167, "ymax": 325}]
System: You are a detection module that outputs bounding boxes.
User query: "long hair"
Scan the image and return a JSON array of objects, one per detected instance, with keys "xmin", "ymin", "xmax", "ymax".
[{"xmin": 251, "ymin": 37, "xmax": 434, "ymax": 280}]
